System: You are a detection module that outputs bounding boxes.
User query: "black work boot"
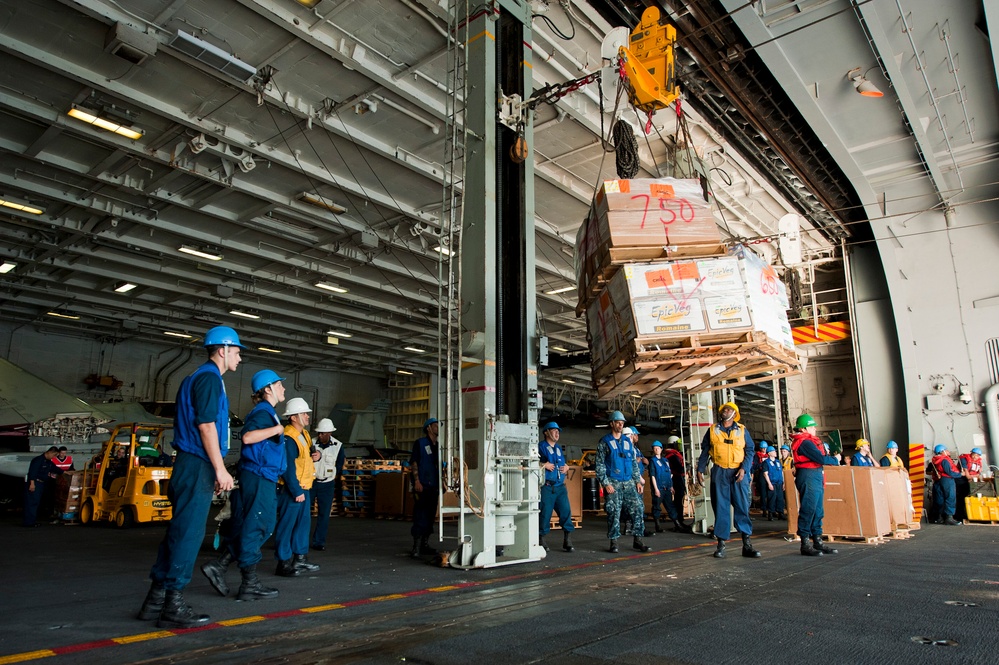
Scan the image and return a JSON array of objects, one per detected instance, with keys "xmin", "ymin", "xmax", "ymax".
[
  {"xmin": 201, "ymin": 550, "xmax": 233, "ymax": 597},
  {"xmin": 633, "ymin": 536, "xmax": 651, "ymax": 552},
  {"xmin": 608, "ymin": 539, "xmax": 619, "ymax": 553},
  {"xmin": 812, "ymin": 535, "xmax": 838, "ymax": 554},
  {"xmin": 713, "ymin": 538, "xmax": 726, "ymax": 558},
  {"xmin": 276, "ymin": 559, "xmax": 302, "ymax": 577},
  {"xmin": 237, "ymin": 565, "xmax": 279, "ymax": 600},
  {"xmin": 741, "ymin": 533, "xmax": 761, "ymax": 558},
  {"xmin": 137, "ymin": 582, "xmax": 165, "ymax": 621},
  {"xmin": 800, "ymin": 536, "xmax": 823, "ymax": 557},
  {"xmin": 410, "ymin": 537, "xmax": 420, "ymax": 558},
  {"xmin": 419, "ymin": 536, "xmax": 438, "ymax": 555},
  {"xmin": 539, "ymin": 534, "xmax": 549, "ymax": 552},
  {"xmin": 292, "ymin": 554, "xmax": 320, "ymax": 572},
  {"xmin": 156, "ymin": 590, "xmax": 210, "ymax": 629},
  {"xmin": 943, "ymin": 515, "xmax": 962, "ymax": 526},
  {"xmin": 653, "ymin": 516, "xmax": 663, "ymax": 533},
  {"xmin": 672, "ymin": 519, "xmax": 684, "ymax": 532},
  {"xmin": 562, "ymin": 531, "xmax": 574, "ymax": 553}
]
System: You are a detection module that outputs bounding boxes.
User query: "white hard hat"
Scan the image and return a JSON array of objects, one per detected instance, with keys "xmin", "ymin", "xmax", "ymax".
[
  {"xmin": 315, "ymin": 418, "xmax": 335, "ymax": 433},
  {"xmin": 667, "ymin": 436, "xmax": 681, "ymax": 445},
  {"xmin": 283, "ymin": 397, "xmax": 312, "ymax": 417}
]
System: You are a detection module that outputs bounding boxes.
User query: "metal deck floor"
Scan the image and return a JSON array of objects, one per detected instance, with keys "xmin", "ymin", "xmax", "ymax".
[{"xmin": 1, "ymin": 514, "xmax": 996, "ymax": 664}]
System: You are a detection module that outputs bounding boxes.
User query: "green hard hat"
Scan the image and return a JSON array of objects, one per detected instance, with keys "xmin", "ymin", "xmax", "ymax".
[{"xmin": 795, "ymin": 413, "xmax": 816, "ymax": 429}]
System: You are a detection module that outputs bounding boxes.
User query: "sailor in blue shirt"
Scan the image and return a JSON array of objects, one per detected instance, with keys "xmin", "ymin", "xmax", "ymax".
[
  {"xmin": 139, "ymin": 326, "xmax": 241, "ymax": 629},
  {"xmin": 649, "ymin": 441, "xmax": 682, "ymax": 532},
  {"xmin": 761, "ymin": 446, "xmax": 785, "ymax": 520},
  {"xmin": 851, "ymin": 438, "xmax": 876, "ymax": 467},
  {"xmin": 596, "ymin": 411, "xmax": 650, "ymax": 554},
  {"xmin": 410, "ymin": 417, "xmax": 441, "ymax": 557},
  {"xmin": 538, "ymin": 422, "xmax": 575, "ymax": 553}
]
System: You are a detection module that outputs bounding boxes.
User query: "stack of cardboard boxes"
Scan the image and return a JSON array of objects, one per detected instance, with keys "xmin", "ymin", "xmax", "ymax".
[
  {"xmin": 576, "ymin": 178, "xmax": 801, "ymax": 398},
  {"xmin": 54, "ymin": 470, "xmax": 84, "ymax": 520}
]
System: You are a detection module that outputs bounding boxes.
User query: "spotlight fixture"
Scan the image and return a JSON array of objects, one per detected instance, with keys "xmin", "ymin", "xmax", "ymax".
[
  {"xmin": 67, "ymin": 106, "xmax": 144, "ymax": 139},
  {"xmin": 433, "ymin": 245, "xmax": 453, "ymax": 256},
  {"xmin": 229, "ymin": 309, "xmax": 260, "ymax": 320},
  {"xmin": 258, "ymin": 346, "xmax": 281, "ymax": 353},
  {"xmin": 847, "ymin": 68, "xmax": 884, "ymax": 98},
  {"xmin": 396, "ymin": 369, "xmax": 414, "ymax": 375},
  {"xmin": 550, "ymin": 345, "xmax": 569, "ymax": 353},
  {"xmin": 544, "ymin": 286, "xmax": 575, "ymax": 295},
  {"xmin": 0, "ymin": 197, "xmax": 44, "ymax": 215},
  {"xmin": 315, "ymin": 281, "xmax": 348, "ymax": 294},
  {"xmin": 325, "ymin": 330, "xmax": 353, "ymax": 338},
  {"xmin": 299, "ymin": 192, "xmax": 347, "ymax": 214},
  {"xmin": 0, "ymin": 261, "xmax": 16, "ymax": 274},
  {"xmin": 47, "ymin": 311, "xmax": 81, "ymax": 320},
  {"xmin": 562, "ymin": 378, "xmax": 576, "ymax": 384},
  {"xmin": 164, "ymin": 331, "xmax": 193, "ymax": 339},
  {"xmin": 404, "ymin": 346, "xmax": 426, "ymax": 353},
  {"xmin": 113, "ymin": 282, "xmax": 137, "ymax": 293},
  {"xmin": 178, "ymin": 245, "xmax": 223, "ymax": 261}
]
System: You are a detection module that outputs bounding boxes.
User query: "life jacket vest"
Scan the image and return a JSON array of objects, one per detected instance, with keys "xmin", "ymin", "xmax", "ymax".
[
  {"xmin": 540, "ymin": 441, "xmax": 567, "ymax": 485},
  {"xmin": 663, "ymin": 448, "xmax": 685, "ymax": 475},
  {"xmin": 880, "ymin": 454, "xmax": 904, "ymax": 469},
  {"xmin": 707, "ymin": 424, "xmax": 747, "ymax": 469},
  {"xmin": 763, "ymin": 458, "xmax": 783, "ymax": 484},
  {"xmin": 650, "ymin": 456, "xmax": 672, "ymax": 488},
  {"xmin": 51, "ymin": 455, "xmax": 73, "ymax": 472},
  {"xmin": 314, "ymin": 439, "xmax": 342, "ymax": 481},
  {"xmin": 174, "ymin": 362, "xmax": 230, "ymax": 461},
  {"xmin": 601, "ymin": 434, "xmax": 636, "ymax": 482},
  {"xmin": 931, "ymin": 454, "xmax": 957, "ymax": 481},
  {"xmin": 239, "ymin": 401, "xmax": 287, "ymax": 482},
  {"xmin": 283, "ymin": 426, "xmax": 315, "ymax": 490},
  {"xmin": 791, "ymin": 433, "xmax": 822, "ymax": 470},
  {"xmin": 959, "ymin": 454, "xmax": 982, "ymax": 477}
]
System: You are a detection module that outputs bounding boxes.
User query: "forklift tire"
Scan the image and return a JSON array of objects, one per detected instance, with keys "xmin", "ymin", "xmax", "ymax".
[
  {"xmin": 114, "ymin": 507, "xmax": 135, "ymax": 529},
  {"xmin": 80, "ymin": 500, "xmax": 94, "ymax": 525}
]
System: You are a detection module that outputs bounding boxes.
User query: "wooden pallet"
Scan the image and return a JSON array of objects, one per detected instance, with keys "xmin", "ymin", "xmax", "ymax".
[
  {"xmin": 826, "ymin": 534, "xmax": 888, "ymax": 545},
  {"xmin": 890, "ymin": 529, "xmax": 913, "ymax": 540},
  {"xmin": 548, "ymin": 516, "xmax": 583, "ymax": 530},
  {"xmin": 962, "ymin": 519, "xmax": 999, "ymax": 526},
  {"xmin": 593, "ymin": 332, "xmax": 801, "ymax": 398}
]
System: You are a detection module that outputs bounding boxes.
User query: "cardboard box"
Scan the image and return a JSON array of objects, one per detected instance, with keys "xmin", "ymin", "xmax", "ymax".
[
  {"xmin": 883, "ymin": 466, "xmax": 916, "ymax": 529},
  {"xmin": 374, "ymin": 472, "xmax": 407, "ymax": 517},
  {"xmin": 784, "ymin": 466, "xmax": 893, "ymax": 538}
]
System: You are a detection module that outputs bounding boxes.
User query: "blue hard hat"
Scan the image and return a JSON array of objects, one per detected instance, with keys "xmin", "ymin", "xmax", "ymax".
[
  {"xmin": 251, "ymin": 369, "xmax": 285, "ymax": 393},
  {"xmin": 423, "ymin": 417, "xmax": 439, "ymax": 430},
  {"xmin": 759, "ymin": 440, "xmax": 769, "ymax": 447},
  {"xmin": 767, "ymin": 446, "xmax": 776, "ymax": 453},
  {"xmin": 542, "ymin": 422, "xmax": 560, "ymax": 432},
  {"xmin": 886, "ymin": 440, "xmax": 898, "ymax": 450},
  {"xmin": 781, "ymin": 445, "xmax": 790, "ymax": 451},
  {"xmin": 652, "ymin": 440, "xmax": 663, "ymax": 448},
  {"xmin": 203, "ymin": 325, "xmax": 243, "ymax": 348},
  {"xmin": 933, "ymin": 444, "xmax": 946, "ymax": 455},
  {"xmin": 608, "ymin": 410, "xmax": 625, "ymax": 422},
  {"xmin": 971, "ymin": 447, "xmax": 982, "ymax": 455}
]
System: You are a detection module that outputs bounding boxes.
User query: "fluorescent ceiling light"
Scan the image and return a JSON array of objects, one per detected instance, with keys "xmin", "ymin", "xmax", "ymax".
[
  {"xmin": 47, "ymin": 311, "xmax": 81, "ymax": 320},
  {"xmin": 562, "ymin": 378, "xmax": 576, "ymax": 384},
  {"xmin": 315, "ymin": 281, "xmax": 348, "ymax": 294},
  {"xmin": 544, "ymin": 286, "xmax": 575, "ymax": 295},
  {"xmin": 164, "ymin": 331, "xmax": 193, "ymax": 339},
  {"xmin": 396, "ymin": 369, "xmax": 414, "ymax": 375},
  {"xmin": 0, "ymin": 198, "xmax": 44, "ymax": 215},
  {"xmin": 325, "ymin": 330, "xmax": 353, "ymax": 338},
  {"xmin": 299, "ymin": 192, "xmax": 347, "ymax": 214},
  {"xmin": 178, "ymin": 245, "xmax": 223, "ymax": 261},
  {"xmin": 433, "ymin": 245, "xmax": 452, "ymax": 256},
  {"xmin": 229, "ymin": 309, "xmax": 260, "ymax": 320},
  {"xmin": 67, "ymin": 106, "xmax": 144, "ymax": 140},
  {"xmin": 114, "ymin": 282, "xmax": 137, "ymax": 293},
  {"xmin": 258, "ymin": 346, "xmax": 281, "ymax": 353},
  {"xmin": 550, "ymin": 345, "xmax": 569, "ymax": 353},
  {"xmin": 0, "ymin": 261, "xmax": 15, "ymax": 274},
  {"xmin": 326, "ymin": 336, "xmax": 339, "ymax": 345},
  {"xmin": 404, "ymin": 346, "xmax": 426, "ymax": 353},
  {"xmin": 170, "ymin": 30, "xmax": 256, "ymax": 82}
]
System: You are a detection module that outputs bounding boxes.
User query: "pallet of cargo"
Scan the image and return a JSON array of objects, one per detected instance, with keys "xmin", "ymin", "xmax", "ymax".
[
  {"xmin": 593, "ymin": 332, "xmax": 800, "ymax": 398},
  {"xmin": 826, "ymin": 534, "xmax": 888, "ymax": 545}
]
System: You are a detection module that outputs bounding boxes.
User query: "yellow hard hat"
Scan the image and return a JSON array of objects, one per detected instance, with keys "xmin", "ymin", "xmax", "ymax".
[
  {"xmin": 855, "ymin": 438, "xmax": 870, "ymax": 448},
  {"xmin": 719, "ymin": 402, "xmax": 740, "ymax": 422}
]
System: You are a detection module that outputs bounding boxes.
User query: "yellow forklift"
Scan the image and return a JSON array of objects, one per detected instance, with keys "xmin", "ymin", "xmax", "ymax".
[{"xmin": 78, "ymin": 423, "xmax": 173, "ymax": 527}]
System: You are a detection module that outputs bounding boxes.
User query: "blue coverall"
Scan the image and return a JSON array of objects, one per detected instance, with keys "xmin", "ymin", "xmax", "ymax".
[
  {"xmin": 539, "ymin": 440, "xmax": 575, "ymax": 536},
  {"xmin": 697, "ymin": 424, "xmax": 755, "ymax": 541},
  {"xmin": 649, "ymin": 456, "xmax": 678, "ymax": 522},
  {"xmin": 931, "ymin": 456, "xmax": 962, "ymax": 518},
  {"xmin": 236, "ymin": 402, "xmax": 286, "ymax": 569},
  {"xmin": 410, "ymin": 434, "xmax": 440, "ymax": 538}
]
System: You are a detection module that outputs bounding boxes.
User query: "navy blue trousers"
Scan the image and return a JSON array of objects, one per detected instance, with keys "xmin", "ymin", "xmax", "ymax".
[
  {"xmin": 411, "ymin": 487, "xmax": 438, "ymax": 538},
  {"xmin": 794, "ymin": 468, "xmax": 825, "ymax": 538},
  {"xmin": 236, "ymin": 469, "xmax": 277, "ymax": 569},
  {"xmin": 311, "ymin": 480, "xmax": 336, "ymax": 547},
  {"xmin": 22, "ymin": 482, "xmax": 45, "ymax": 526},
  {"xmin": 275, "ymin": 489, "xmax": 311, "ymax": 561},
  {"xmin": 149, "ymin": 451, "xmax": 216, "ymax": 590},
  {"xmin": 539, "ymin": 483, "xmax": 575, "ymax": 535},
  {"xmin": 651, "ymin": 483, "xmax": 678, "ymax": 522},
  {"xmin": 709, "ymin": 466, "xmax": 753, "ymax": 540},
  {"xmin": 672, "ymin": 475, "xmax": 686, "ymax": 522},
  {"xmin": 934, "ymin": 477, "xmax": 957, "ymax": 517},
  {"xmin": 764, "ymin": 483, "xmax": 785, "ymax": 515}
]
